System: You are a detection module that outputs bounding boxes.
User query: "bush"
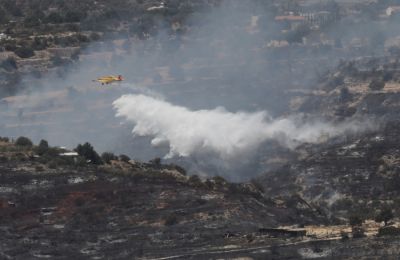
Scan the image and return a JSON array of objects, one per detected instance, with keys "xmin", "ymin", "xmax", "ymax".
[
  {"xmin": 76, "ymin": 34, "xmax": 89, "ymax": 43},
  {"xmin": 369, "ymin": 79, "xmax": 385, "ymax": 91},
  {"xmin": 340, "ymin": 231, "xmax": 349, "ymax": 241},
  {"xmin": 250, "ymin": 179, "xmax": 265, "ymax": 193},
  {"xmin": 15, "ymin": 136, "xmax": 33, "ymax": 147},
  {"xmin": 45, "ymin": 12, "xmax": 64, "ymax": 24},
  {"xmin": 286, "ymin": 24, "xmax": 310, "ymax": 43},
  {"xmin": 119, "ymin": 154, "xmax": 130, "ymax": 162},
  {"xmin": 212, "ymin": 176, "xmax": 227, "ymax": 186},
  {"xmin": 327, "ymin": 75, "xmax": 345, "ymax": 89},
  {"xmin": 0, "ymin": 137, "xmax": 9, "ymax": 142},
  {"xmin": 31, "ymin": 37, "xmax": 47, "ymax": 50},
  {"xmin": 90, "ymin": 32, "xmax": 101, "ymax": 41},
  {"xmin": 349, "ymin": 214, "xmax": 363, "ymax": 227},
  {"xmin": 50, "ymin": 55, "xmax": 65, "ymax": 66},
  {"xmin": 101, "ymin": 152, "xmax": 117, "ymax": 164},
  {"xmin": 75, "ymin": 142, "xmax": 102, "ymax": 164},
  {"xmin": 339, "ymin": 87, "xmax": 352, "ymax": 102},
  {"xmin": 188, "ymin": 175, "xmax": 203, "ymax": 187},
  {"xmin": 35, "ymin": 165, "xmax": 44, "ymax": 172},
  {"xmin": 74, "ymin": 197, "xmax": 85, "ymax": 207},
  {"xmin": 0, "ymin": 57, "xmax": 17, "ymax": 72},
  {"xmin": 149, "ymin": 157, "xmax": 161, "ymax": 166},
  {"xmin": 24, "ymin": 16, "xmax": 41, "ymax": 27},
  {"xmin": 164, "ymin": 214, "xmax": 178, "ymax": 226},
  {"xmin": 351, "ymin": 226, "xmax": 365, "ymax": 238},
  {"xmin": 383, "ymin": 71, "xmax": 393, "ymax": 82},
  {"xmin": 170, "ymin": 164, "xmax": 186, "ymax": 175},
  {"xmin": 377, "ymin": 226, "xmax": 400, "ymax": 236},
  {"xmin": 64, "ymin": 11, "xmax": 85, "ymax": 23},
  {"xmin": 375, "ymin": 208, "xmax": 394, "ymax": 226},
  {"xmin": 14, "ymin": 46, "xmax": 35, "ymax": 58}
]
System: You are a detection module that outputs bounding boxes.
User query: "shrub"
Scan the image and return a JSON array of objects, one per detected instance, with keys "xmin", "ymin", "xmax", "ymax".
[
  {"xmin": 0, "ymin": 57, "xmax": 17, "ymax": 72},
  {"xmin": 327, "ymin": 75, "xmax": 345, "ymax": 89},
  {"xmin": 45, "ymin": 12, "xmax": 64, "ymax": 24},
  {"xmin": 349, "ymin": 214, "xmax": 363, "ymax": 227},
  {"xmin": 286, "ymin": 24, "xmax": 310, "ymax": 43},
  {"xmin": 188, "ymin": 175, "xmax": 203, "ymax": 187},
  {"xmin": 171, "ymin": 164, "xmax": 186, "ymax": 175},
  {"xmin": 90, "ymin": 32, "xmax": 101, "ymax": 41},
  {"xmin": 0, "ymin": 137, "xmax": 9, "ymax": 142},
  {"xmin": 64, "ymin": 11, "xmax": 85, "ymax": 23},
  {"xmin": 369, "ymin": 79, "xmax": 385, "ymax": 91},
  {"xmin": 351, "ymin": 226, "xmax": 365, "ymax": 238},
  {"xmin": 119, "ymin": 154, "xmax": 130, "ymax": 162},
  {"xmin": 383, "ymin": 71, "xmax": 393, "ymax": 82},
  {"xmin": 31, "ymin": 37, "xmax": 47, "ymax": 50},
  {"xmin": 250, "ymin": 179, "xmax": 265, "ymax": 193},
  {"xmin": 377, "ymin": 226, "xmax": 400, "ymax": 236},
  {"xmin": 339, "ymin": 87, "xmax": 352, "ymax": 102},
  {"xmin": 4, "ymin": 42, "xmax": 17, "ymax": 51},
  {"xmin": 76, "ymin": 34, "xmax": 89, "ymax": 43},
  {"xmin": 340, "ymin": 231, "xmax": 349, "ymax": 241},
  {"xmin": 24, "ymin": 16, "xmax": 41, "ymax": 27},
  {"xmin": 164, "ymin": 214, "xmax": 178, "ymax": 226},
  {"xmin": 50, "ymin": 55, "xmax": 65, "ymax": 66},
  {"xmin": 375, "ymin": 207, "xmax": 394, "ymax": 226},
  {"xmin": 15, "ymin": 136, "xmax": 33, "ymax": 147},
  {"xmin": 35, "ymin": 165, "xmax": 44, "ymax": 172},
  {"xmin": 212, "ymin": 176, "xmax": 227, "ymax": 186},
  {"xmin": 101, "ymin": 152, "xmax": 117, "ymax": 164},
  {"xmin": 74, "ymin": 197, "xmax": 85, "ymax": 207},
  {"xmin": 149, "ymin": 157, "xmax": 161, "ymax": 166},
  {"xmin": 14, "ymin": 46, "xmax": 35, "ymax": 58},
  {"xmin": 48, "ymin": 160, "xmax": 58, "ymax": 169}
]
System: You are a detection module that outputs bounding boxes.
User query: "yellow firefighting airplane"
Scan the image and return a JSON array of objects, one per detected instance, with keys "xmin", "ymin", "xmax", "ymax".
[{"xmin": 93, "ymin": 75, "xmax": 124, "ymax": 85}]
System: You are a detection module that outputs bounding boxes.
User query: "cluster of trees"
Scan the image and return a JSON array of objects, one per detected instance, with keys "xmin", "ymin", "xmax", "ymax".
[
  {"xmin": 11, "ymin": 136, "xmax": 133, "ymax": 167},
  {"xmin": 23, "ymin": 10, "xmax": 86, "ymax": 27}
]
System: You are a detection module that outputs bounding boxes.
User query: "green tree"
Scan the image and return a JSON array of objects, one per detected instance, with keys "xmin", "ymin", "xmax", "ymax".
[
  {"xmin": 15, "ymin": 136, "xmax": 33, "ymax": 147},
  {"xmin": 35, "ymin": 139, "xmax": 49, "ymax": 155},
  {"xmin": 75, "ymin": 142, "xmax": 102, "ymax": 164}
]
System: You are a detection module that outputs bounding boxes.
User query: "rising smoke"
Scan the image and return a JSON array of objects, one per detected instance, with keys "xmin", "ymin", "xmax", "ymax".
[{"xmin": 113, "ymin": 93, "xmax": 372, "ymax": 161}]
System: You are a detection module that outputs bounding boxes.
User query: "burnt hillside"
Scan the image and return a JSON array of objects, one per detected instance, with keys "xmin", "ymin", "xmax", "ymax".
[{"xmin": 0, "ymin": 139, "xmax": 321, "ymax": 259}]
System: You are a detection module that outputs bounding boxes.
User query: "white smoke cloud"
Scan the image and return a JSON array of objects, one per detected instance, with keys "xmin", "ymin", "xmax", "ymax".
[{"xmin": 113, "ymin": 94, "xmax": 371, "ymax": 160}]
